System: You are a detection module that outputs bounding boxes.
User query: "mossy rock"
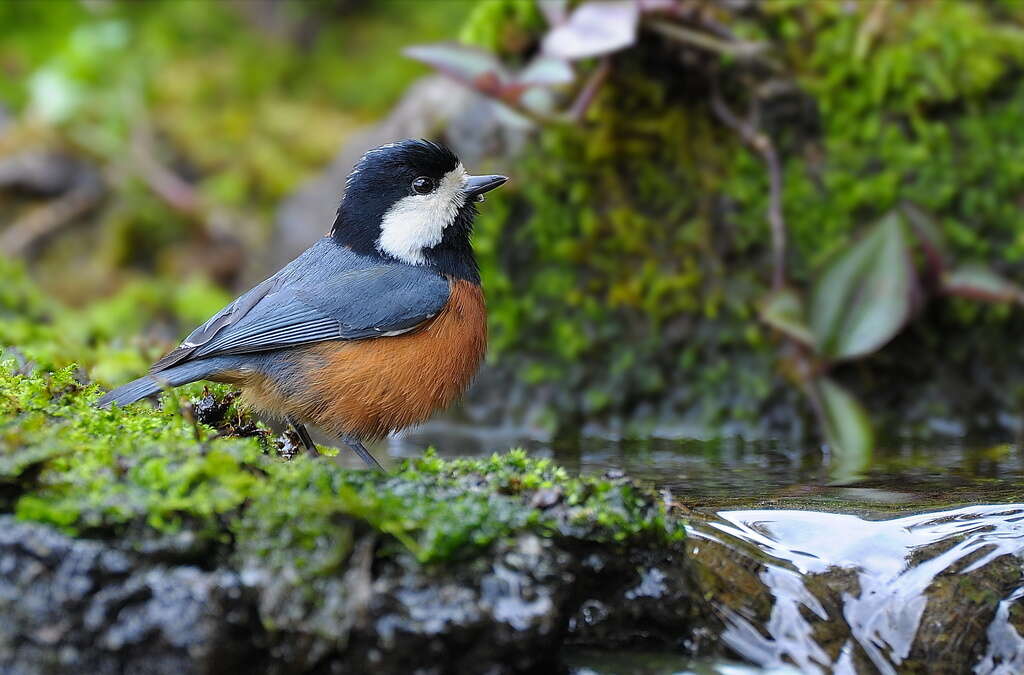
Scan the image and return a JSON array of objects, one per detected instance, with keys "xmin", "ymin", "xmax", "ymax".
[{"xmin": 0, "ymin": 356, "xmax": 709, "ymax": 672}]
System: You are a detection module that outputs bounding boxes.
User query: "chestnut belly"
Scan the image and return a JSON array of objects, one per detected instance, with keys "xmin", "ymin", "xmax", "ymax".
[{"xmin": 229, "ymin": 279, "xmax": 486, "ymax": 440}]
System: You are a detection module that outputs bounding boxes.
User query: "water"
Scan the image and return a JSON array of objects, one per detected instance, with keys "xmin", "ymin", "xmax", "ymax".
[
  {"xmin": 382, "ymin": 430, "xmax": 1024, "ymax": 512},
  {"xmin": 375, "ymin": 429, "xmax": 1024, "ymax": 673},
  {"xmin": 699, "ymin": 506, "xmax": 1024, "ymax": 673}
]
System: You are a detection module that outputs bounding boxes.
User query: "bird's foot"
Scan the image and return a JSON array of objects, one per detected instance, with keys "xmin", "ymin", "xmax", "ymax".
[{"xmin": 341, "ymin": 436, "xmax": 385, "ymax": 472}]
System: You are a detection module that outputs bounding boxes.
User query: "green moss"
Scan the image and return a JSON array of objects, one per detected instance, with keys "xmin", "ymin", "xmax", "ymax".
[
  {"xmin": 0, "ymin": 263, "xmax": 681, "ymax": 565},
  {"xmin": 468, "ymin": 1, "xmax": 1024, "ymax": 436},
  {"xmin": 0, "ymin": 256, "xmax": 231, "ymax": 385},
  {"xmin": 0, "ymin": 359, "xmax": 678, "ymax": 563},
  {"xmin": 459, "ymin": 0, "xmax": 544, "ymax": 58}
]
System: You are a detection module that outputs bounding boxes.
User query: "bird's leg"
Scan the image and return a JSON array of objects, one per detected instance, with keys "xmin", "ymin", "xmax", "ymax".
[
  {"xmin": 287, "ymin": 417, "xmax": 320, "ymax": 457},
  {"xmin": 341, "ymin": 435, "xmax": 385, "ymax": 472}
]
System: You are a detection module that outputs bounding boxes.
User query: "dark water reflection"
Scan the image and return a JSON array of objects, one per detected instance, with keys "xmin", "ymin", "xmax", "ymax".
[{"xmin": 378, "ymin": 427, "xmax": 1024, "ymax": 514}]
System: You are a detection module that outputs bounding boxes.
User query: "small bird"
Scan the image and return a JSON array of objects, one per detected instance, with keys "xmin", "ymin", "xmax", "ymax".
[{"xmin": 98, "ymin": 139, "xmax": 506, "ymax": 470}]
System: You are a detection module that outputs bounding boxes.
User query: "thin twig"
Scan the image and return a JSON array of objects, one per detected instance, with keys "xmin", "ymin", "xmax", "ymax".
[
  {"xmin": 710, "ymin": 79, "xmax": 787, "ymax": 290},
  {"xmin": 131, "ymin": 123, "xmax": 202, "ymax": 216},
  {"xmin": 0, "ymin": 170, "xmax": 104, "ymax": 256},
  {"xmin": 647, "ymin": 19, "xmax": 769, "ymax": 62},
  {"xmin": 568, "ymin": 57, "xmax": 611, "ymax": 123}
]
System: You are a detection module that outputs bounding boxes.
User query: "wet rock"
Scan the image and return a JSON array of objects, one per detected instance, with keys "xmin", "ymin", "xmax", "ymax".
[
  {"xmin": 529, "ymin": 487, "xmax": 563, "ymax": 509},
  {"xmin": 0, "ymin": 516, "xmax": 708, "ymax": 674},
  {"xmin": 688, "ymin": 505, "xmax": 1024, "ymax": 673},
  {"xmin": 0, "ymin": 517, "xmax": 263, "ymax": 675},
  {"xmin": 5, "ymin": 501, "xmax": 1024, "ymax": 672}
]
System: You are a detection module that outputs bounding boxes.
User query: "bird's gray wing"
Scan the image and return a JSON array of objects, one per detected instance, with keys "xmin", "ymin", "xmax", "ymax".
[{"xmin": 150, "ymin": 264, "xmax": 450, "ymax": 372}]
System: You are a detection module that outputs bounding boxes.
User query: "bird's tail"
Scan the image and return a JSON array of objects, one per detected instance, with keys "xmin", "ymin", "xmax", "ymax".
[{"xmin": 95, "ymin": 360, "xmax": 224, "ymax": 408}]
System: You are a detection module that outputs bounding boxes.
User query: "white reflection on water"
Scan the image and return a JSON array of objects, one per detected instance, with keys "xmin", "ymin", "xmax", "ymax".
[{"xmin": 694, "ymin": 505, "xmax": 1024, "ymax": 674}]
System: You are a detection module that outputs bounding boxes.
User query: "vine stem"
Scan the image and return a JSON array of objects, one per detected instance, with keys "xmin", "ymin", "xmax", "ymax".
[
  {"xmin": 568, "ymin": 57, "xmax": 611, "ymax": 123},
  {"xmin": 710, "ymin": 79, "xmax": 787, "ymax": 291}
]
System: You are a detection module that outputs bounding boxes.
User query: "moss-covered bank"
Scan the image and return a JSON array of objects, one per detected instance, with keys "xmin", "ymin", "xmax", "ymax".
[
  {"xmin": 0, "ymin": 357, "xmax": 703, "ymax": 672},
  {"xmin": 0, "ymin": 258, "xmax": 706, "ymax": 671},
  {"xmin": 0, "ymin": 363, "xmax": 677, "ymax": 560},
  {"xmin": 459, "ymin": 1, "xmax": 1024, "ymax": 439},
  {"xmin": 0, "ymin": 253, "xmax": 697, "ymax": 670}
]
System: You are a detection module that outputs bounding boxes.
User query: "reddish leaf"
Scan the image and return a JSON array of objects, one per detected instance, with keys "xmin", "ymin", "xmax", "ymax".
[
  {"xmin": 473, "ymin": 71, "xmax": 505, "ymax": 98},
  {"xmin": 943, "ymin": 265, "xmax": 1024, "ymax": 304},
  {"xmin": 542, "ymin": 1, "xmax": 639, "ymax": 60},
  {"xmin": 405, "ymin": 43, "xmax": 510, "ymax": 93}
]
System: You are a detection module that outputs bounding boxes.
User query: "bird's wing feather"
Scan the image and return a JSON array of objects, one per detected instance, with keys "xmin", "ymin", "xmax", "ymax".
[{"xmin": 151, "ymin": 263, "xmax": 450, "ymax": 372}]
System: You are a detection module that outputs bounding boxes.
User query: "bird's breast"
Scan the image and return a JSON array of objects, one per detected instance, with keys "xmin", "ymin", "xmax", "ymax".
[{"xmin": 276, "ymin": 278, "xmax": 487, "ymax": 440}]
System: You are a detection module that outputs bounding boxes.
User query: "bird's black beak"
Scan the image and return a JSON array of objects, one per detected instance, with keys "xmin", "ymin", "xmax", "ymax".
[{"xmin": 464, "ymin": 174, "xmax": 508, "ymax": 202}]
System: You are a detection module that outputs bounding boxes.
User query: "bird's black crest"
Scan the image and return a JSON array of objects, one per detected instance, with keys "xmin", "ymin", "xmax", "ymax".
[{"xmin": 349, "ymin": 139, "xmax": 459, "ymax": 187}]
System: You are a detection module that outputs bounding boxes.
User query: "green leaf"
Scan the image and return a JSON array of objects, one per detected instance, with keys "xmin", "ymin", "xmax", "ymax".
[
  {"xmin": 759, "ymin": 288, "xmax": 815, "ymax": 347},
  {"xmin": 816, "ymin": 377, "xmax": 874, "ymax": 482},
  {"xmin": 810, "ymin": 212, "xmax": 915, "ymax": 361},
  {"xmin": 943, "ymin": 265, "xmax": 1024, "ymax": 304}
]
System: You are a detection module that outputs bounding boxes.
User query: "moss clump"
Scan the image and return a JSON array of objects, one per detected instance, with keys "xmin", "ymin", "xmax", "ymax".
[
  {"xmin": 459, "ymin": 0, "xmax": 545, "ymax": 58},
  {"xmin": 0, "ymin": 364, "xmax": 679, "ymax": 569}
]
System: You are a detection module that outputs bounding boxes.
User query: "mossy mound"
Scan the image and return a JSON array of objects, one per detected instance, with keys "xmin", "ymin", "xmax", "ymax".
[
  {"xmin": 0, "ymin": 361, "xmax": 680, "ymax": 559},
  {"xmin": 0, "ymin": 359, "xmax": 696, "ymax": 673}
]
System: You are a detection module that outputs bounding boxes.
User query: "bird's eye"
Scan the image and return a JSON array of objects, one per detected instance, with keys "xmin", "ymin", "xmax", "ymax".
[{"xmin": 412, "ymin": 176, "xmax": 434, "ymax": 194}]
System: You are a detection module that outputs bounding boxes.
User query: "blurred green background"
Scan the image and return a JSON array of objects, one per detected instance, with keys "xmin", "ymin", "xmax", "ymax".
[{"xmin": 4, "ymin": 0, "xmax": 1024, "ymax": 457}]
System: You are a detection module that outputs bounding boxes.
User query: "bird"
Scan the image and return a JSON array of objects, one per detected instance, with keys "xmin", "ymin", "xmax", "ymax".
[{"xmin": 97, "ymin": 139, "xmax": 507, "ymax": 471}]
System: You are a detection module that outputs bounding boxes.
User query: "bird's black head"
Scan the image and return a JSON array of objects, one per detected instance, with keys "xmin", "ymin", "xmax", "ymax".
[{"xmin": 331, "ymin": 139, "xmax": 507, "ymax": 283}]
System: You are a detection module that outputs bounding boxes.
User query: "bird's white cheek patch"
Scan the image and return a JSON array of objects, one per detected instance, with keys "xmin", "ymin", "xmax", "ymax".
[{"xmin": 377, "ymin": 165, "xmax": 466, "ymax": 265}]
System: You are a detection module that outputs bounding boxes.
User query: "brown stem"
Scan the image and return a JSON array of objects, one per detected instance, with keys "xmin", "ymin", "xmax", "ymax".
[
  {"xmin": 568, "ymin": 57, "xmax": 611, "ymax": 123},
  {"xmin": 646, "ymin": 19, "xmax": 768, "ymax": 61},
  {"xmin": 710, "ymin": 80, "xmax": 787, "ymax": 290}
]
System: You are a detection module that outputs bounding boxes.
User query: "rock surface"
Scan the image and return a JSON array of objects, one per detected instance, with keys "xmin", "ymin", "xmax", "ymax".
[
  {"xmin": 6, "ymin": 503, "xmax": 1024, "ymax": 674},
  {"xmin": 0, "ymin": 516, "xmax": 713, "ymax": 675},
  {"xmin": 0, "ymin": 517, "xmax": 261, "ymax": 675}
]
